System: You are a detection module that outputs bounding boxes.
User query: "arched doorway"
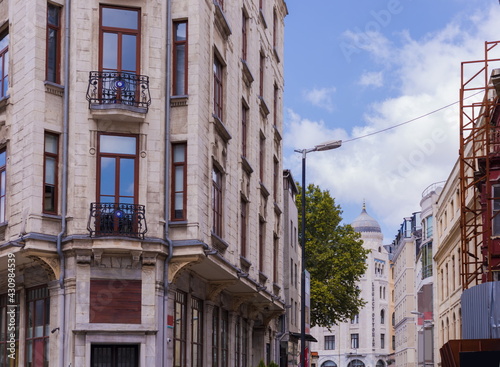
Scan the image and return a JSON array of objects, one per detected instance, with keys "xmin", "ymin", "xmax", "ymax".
[
  {"xmin": 321, "ymin": 361, "xmax": 337, "ymax": 367},
  {"xmin": 376, "ymin": 360, "xmax": 385, "ymax": 367},
  {"xmin": 347, "ymin": 359, "xmax": 365, "ymax": 367}
]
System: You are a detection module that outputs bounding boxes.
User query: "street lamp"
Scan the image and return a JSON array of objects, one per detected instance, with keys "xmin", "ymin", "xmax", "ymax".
[{"xmin": 295, "ymin": 139, "xmax": 342, "ymax": 367}]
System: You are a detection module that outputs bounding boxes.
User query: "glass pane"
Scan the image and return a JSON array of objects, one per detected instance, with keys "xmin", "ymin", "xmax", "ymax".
[
  {"xmin": 102, "ymin": 32, "xmax": 118, "ymax": 70},
  {"xmin": 44, "ymin": 185, "xmax": 55, "ymax": 212},
  {"xmin": 34, "ymin": 300, "xmax": 44, "ymax": 337},
  {"xmin": 0, "ymin": 33, "xmax": 8, "ymax": 51},
  {"xmin": 48, "ymin": 5, "xmax": 60, "ymax": 26},
  {"xmin": 47, "ymin": 28, "xmax": 57, "ymax": 82},
  {"xmin": 3, "ymin": 51, "xmax": 8, "ymax": 76},
  {"xmin": 3, "ymin": 74, "xmax": 7, "ymax": 97},
  {"xmin": 45, "ymin": 134, "xmax": 58, "ymax": 154},
  {"xmin": 121, "ymin": 35, "xmax": 137, "ymax": 72},
  {"xmin": 174, "ymin": 193, "xmax": 183, "ymax": 211},
  {"xmin": 100, "ymin": 135, "xmax": 136, "ymax": 154},
  {"xmin": 45, "ymin": 157, "xmax": 56, "ymax": 185},
  {"xmin": 175, "ymin": 45, "xmax": 186, "ymax": 94},
  {"xmin": 0, "ymin": 151, "xmax": 5, "ymax": 166},
  {"xmin": 175, "ymin": 166, "xmax": 184, "ymax": 190},
  {"xmin": 173, "ymin": 145, "xmax": 185, "ymax": 163},
  {"xmin": 175, "ymin": 22, "xmax": 186, "ymax": 41},
  {"xmin": 100, "ymin": 196, "xmax": 115, "ymax": 204},
  {"xmin": 119, "ymin": 158, "xmax": 135, "ymax": 197},
  {"xmin": 1, "ymin": 170, "xmax": 5, "ymax": 195},
  {"xmin": 102, "ymin": 7, "xmax": 139, "ymax": 30},
  {"xmin": 26, "ymin": 340, "xmax": 33, "ymax": 365},
  {"xmin": 100, "ymin": 157, "xmax": 116, "ymax": 197},
  {"xmin": 27, "ymin": 302, "xmax": 33, "ymax": 338}
]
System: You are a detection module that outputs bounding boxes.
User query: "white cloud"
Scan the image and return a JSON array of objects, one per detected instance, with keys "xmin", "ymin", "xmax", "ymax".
[
  {"xmin": 284, "ymin": 5, "xmax": 500, "ymax": 241},
  {"xmin": 358, "ymin": 71, "xmax": 384, "ymax": 87},
  {"xmin": 302, "ymin": 87, "xmax": 336, "ymax": 112}
]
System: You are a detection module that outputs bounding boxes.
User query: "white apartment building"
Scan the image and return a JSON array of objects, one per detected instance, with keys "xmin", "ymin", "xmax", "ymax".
[
  {"xmin": 311, "ymin": 205, "xmax": 392, "ymax": 367},
  {"xmin": 0, "ymin": 0, "xmax": 289, "ymax": 366}
]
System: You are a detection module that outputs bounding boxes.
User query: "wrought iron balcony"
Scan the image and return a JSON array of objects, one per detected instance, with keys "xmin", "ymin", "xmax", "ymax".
[
  {"xmin": 86, "ymin": 71, "xmax": 151, "ymax": 111},
  {"xmin": 88, "ymin": 202, "xmax": 147, "ymax": 239}
]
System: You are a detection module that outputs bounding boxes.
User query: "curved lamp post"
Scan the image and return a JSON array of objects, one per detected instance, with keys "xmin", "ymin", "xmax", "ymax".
[{"xmin": 294, "ymin": 139, "xmax": 342, "ymax": 367}]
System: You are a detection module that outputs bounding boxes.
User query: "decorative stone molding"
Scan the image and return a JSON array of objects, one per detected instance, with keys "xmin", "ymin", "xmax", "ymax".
[
  {"xmin": 92, "ymin": 249, "xmax": 104, "ymax": 266},
  {"xmin": 231, "ymin": 293, "xmax": 256, "ymax": 312},
  {"xmin": 263, "ymin": 310, "xmax": 284, "ymax": 327},
  {"xmin": 130, "ymin": 251, "xmax": 142, "ymax": 268},
  {"xmin": 206, "ymin": 280, "xmax": 236, "ymax": 302},
  {"xmin": 27, "ymin": 255, "xmax": 59, "ymax": 280},
  {"xmin": 76, "ymin": 249, "xmax": 93, "ymax": 265},
  {"xmin": 142, "ymin": 252, "xmax": 158, "ymax": 266},
  {"xmin": 168, "ymin": 254, "xmax": 204, "ymax": 283}
]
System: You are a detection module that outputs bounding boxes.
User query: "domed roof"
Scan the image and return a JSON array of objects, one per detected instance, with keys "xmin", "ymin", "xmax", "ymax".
[{"xmin": 351, "ymin": 203, "xmax": 381, "ymax": 233}]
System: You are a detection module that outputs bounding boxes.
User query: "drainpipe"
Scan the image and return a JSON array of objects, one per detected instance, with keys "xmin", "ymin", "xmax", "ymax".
[
  {"xmin": 56, "ymin": 0, "xmax": 71, "ymax": 366},
  {"xmin": 162, "ymin": 0, "xmax": 173, "ymax": 366}
]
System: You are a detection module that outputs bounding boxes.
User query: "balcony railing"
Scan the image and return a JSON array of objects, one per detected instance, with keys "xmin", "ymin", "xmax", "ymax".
[
  {"xmin": 86, "ymin": 71, "xmax": 151, "ymax": 111},
  {"xmin": 88, "ymin": 202, "xmax": 147, "ymax": 239}
]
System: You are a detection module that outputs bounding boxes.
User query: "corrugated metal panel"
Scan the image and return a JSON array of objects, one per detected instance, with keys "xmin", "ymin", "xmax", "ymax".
[{"xmin": 461, "ymin": 281, "xmax": 500, "ymax": 339}]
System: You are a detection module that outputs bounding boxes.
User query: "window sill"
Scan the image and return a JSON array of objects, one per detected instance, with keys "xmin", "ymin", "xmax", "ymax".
[
  {"xmin": 170, "ymin": 95, "xmax": 188, "ymax": 107},
  {"xmin": 44, "ymin": 81, "xmax": 65, "ymax": 97},
  {"xmin": 0, "ymin": 96, "xmax": 9, "ymax": 112},
  {"xmin": 259, "ymin": 182, "xmax": 270, "ymax": 198},
  {"xmin": 169, "ymin": 220, "xmax": 188, "ymax": 227},
  {"xmin": 273, "ymin": 47, "xmax": 281, "ymax": 63},
  {"xmin": 259, "ymin": 9, "xmax": 267, "ymax": 29},
  {"xmin": 212, "ymin": 114, "xmax": 232, "ymax": 142},
  {"xmin": 41, "ymin": 213, "xmax": 63, "ymax": 221},
  {"xmin": 211, "ymin": 232, "xmax": 229, "ymax": 254},
  {"xmin": 240, "ymin": 255, "xmax": 252, "ymax": 272},
  {"xmin": 258, "ymin": 96, "xmax": 270, "ymax": 117},
  {"xmin": 214, "ymin": 1, "xmax": 232, "ymax": 39},
  {"xmin": 241, "ymin": 59, "xmax": 254, "ymax": 86},
  {"xmin": 241, "ymin": 155, "xmax": 254, "ymax": 174}
]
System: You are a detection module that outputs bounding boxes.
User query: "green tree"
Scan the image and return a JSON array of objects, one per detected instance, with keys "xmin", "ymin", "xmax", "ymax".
[{"xmin": 297, "ymin": 183, "xmax": 369, "ymax": 328}]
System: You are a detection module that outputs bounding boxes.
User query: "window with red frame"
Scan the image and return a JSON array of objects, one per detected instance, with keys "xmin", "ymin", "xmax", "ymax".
[
  {"xmin": 173, "ymin": 20, "xmax": 187, "ymax": 96},
  {"xmin": 46, "ymin": 4, "xmax": 61, "ymax": 83},
  {"xmin": 213, "ymin": 56, "xmax": 223, "ymax": 120},
  {"xmin": 212, "ymin": 166, "xmax": 223, "ymax": 236},
  {"xmin": 171, "ymin": 143, "xmax": 187, "ymax": 220},
  {"xmin": 0, "ymin": 30, "xmax": 9, "ymax": 98},
  {"xmin": 43, "ymin": 133, "xmax": 59, "ymax": 214}
]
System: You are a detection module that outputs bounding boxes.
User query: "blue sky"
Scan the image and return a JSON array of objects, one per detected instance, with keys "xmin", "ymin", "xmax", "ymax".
[{"xmin": 283, "ymin": 0, "xmax": 500, "ymax": 243}]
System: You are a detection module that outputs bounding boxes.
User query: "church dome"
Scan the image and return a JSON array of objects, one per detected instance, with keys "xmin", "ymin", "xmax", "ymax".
[{"xmin": 351, "ymin": 204, "xmax": 381, "ymax": 233}]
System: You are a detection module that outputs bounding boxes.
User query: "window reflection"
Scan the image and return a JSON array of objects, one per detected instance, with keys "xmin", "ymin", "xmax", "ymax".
[{"xmin": 102, "ymin": 7, "xmax": 139, "ymax": 30}]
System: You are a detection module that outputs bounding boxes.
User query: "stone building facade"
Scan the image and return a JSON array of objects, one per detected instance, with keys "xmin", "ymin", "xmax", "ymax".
[
  {"xmin": 0, "ymin": 0, "xmax": 288, "ymax": 366},
  {"xmin": 311, "ymin": 205, "xmax": 393, "ymax": 367}
]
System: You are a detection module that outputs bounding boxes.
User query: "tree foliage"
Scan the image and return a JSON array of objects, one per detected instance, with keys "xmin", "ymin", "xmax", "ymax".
[{"xmin": 297, "ymin": 183, "xmax": 369, "ymax": 329}]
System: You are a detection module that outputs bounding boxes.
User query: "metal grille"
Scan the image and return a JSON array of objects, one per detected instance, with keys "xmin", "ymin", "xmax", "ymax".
[
  {"xmin": 86, "ymin": 71, "xmax": 151, "ymax": 110},
  {"xmin": 91, "ymin": 345, "xmax": 138, "ymax": 367},
  {"xmin": 88, "ymin": 202, "xmax": 147, "ymax": 239}
]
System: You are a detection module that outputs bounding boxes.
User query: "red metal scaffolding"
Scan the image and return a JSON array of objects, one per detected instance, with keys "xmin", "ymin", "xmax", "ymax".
[{"xmin": 460, "ymin": 41, "xmax": 500, "ymax": 289}]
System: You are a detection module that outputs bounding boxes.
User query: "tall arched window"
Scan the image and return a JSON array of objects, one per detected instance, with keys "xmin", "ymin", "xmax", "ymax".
[
  {"xmin": 376, "ymin": 360, "xmax": 385, "ymax": 367},
  {"xmin": 380, "ymin": 309, "xmax": 385, "ymax": 324},
  {"xmin": 321, "ymin": 361, "xmax": 337, "ymax": 367}
]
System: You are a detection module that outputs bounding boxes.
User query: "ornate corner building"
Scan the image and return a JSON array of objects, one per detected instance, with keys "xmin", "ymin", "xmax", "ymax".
[{"xmin": 0, "ymin": 0, "xmax": 289, "ymax": 366}]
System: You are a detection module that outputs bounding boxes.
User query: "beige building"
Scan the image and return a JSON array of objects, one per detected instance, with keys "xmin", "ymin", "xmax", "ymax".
[
  {"xmin": 0, "ymin": 0, "xmax": 289, "ymax": 366},
  {"xmin": 281, "ymin": 169, "xmax": 303, "ymax": 366},
  {"xmin": 434, "ymin": 165, "xmax": 462, "ymax": 366},
  {"xmin": 391, "ymin": 214, "xmax": 418, "ymax": 367}
]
